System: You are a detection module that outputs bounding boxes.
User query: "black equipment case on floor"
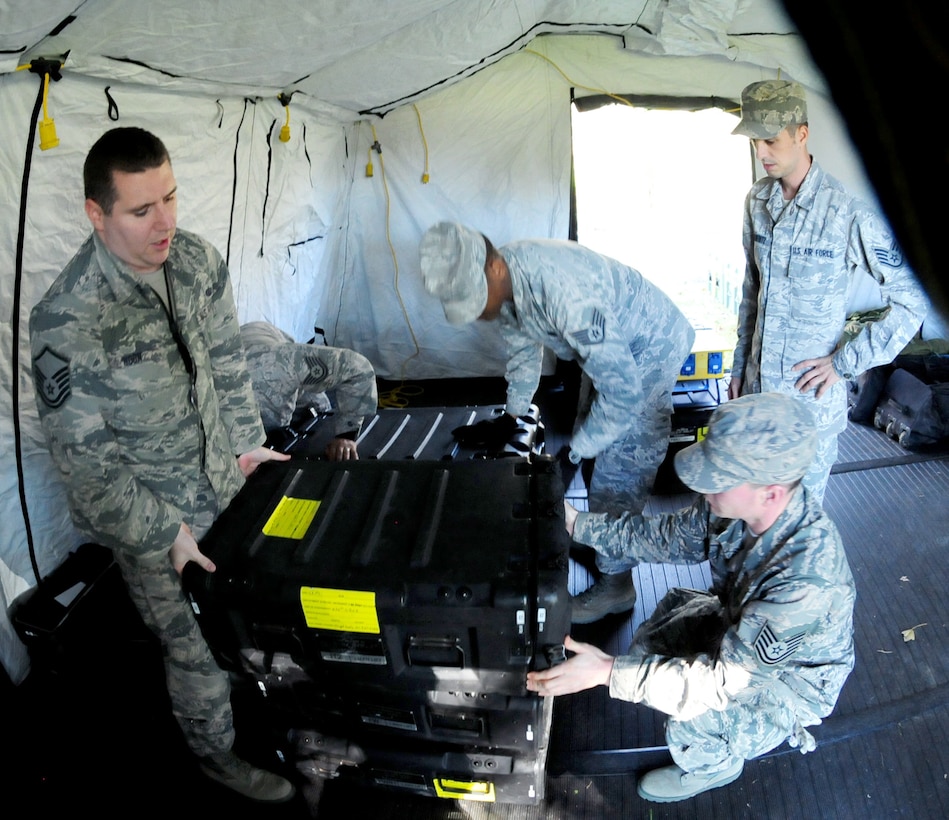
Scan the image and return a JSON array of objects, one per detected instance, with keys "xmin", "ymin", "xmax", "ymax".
[
  {"xmin": 184, "ymin": 455, "xmax": 570, "ymax": 697},
  {"xmin": 324, "ymin": 706, "xmax": 554, "ymax": 805},
  {"xmin": 9, "ymin": 542, "xmax": 151, "ymax": 675},
  {"xmin": 234, "ymin": 647, "xmax": 549, "ymax": 752},
  {"xmin": 652, "ymin": 379, "xmax": 724, "ymax": 494},
  {"xmin": 184, "ymin": 453, "xmax": 567, "ymax": 805}
]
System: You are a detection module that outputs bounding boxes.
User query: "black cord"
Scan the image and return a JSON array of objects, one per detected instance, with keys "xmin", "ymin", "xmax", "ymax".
[
  {"xmin": 12, "ymin": 75, "xmax": 48, "ymax": 587},
  {"xmin": 226, "ymin": 99, "xmax": 251, "ymax": 266},
  {"xmin": 104, "ymin": 86, "xmax": 119, "ymax": 120},
  {"xmin": 260, "ymin": 119, "xmax": 275, "ymax": 256}
]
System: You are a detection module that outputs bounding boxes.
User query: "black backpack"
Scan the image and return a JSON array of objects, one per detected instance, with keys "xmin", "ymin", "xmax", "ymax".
[{"xmin": 873, "ymin": 366, "xmax": 949, "ymax": 450}]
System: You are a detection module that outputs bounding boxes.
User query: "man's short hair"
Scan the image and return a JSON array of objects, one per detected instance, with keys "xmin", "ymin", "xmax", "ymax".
[{"xmin": 83, "ymin": 127, "xmax": 170, "ymax": 214}]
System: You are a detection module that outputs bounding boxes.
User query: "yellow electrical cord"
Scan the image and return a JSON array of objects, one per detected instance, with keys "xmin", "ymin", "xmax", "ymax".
[
  {"xmin": 527, "ymin": 48, "xmax": 782, "ymax": 117},
  {"xmin": 524, "ymin": 47, "xmax": 637, "ymax": 109},
  {"xmin": 17, "ymin": 60, "xmax": 62, "ymax": 149},
  {"xmin": 413, "ymin": 104, "xmax": 430, "ymax": 183},
  {"xmin": 378, "ymin": 383, "xmax": 425, "ymax": 408},
  {"xmin": 367, "ymin": 122, "xmax": 422, "ymax": 390}
]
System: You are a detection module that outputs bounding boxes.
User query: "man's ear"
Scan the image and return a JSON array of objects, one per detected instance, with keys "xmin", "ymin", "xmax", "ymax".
[
  {"xmin": 485, "ymin": 254, "xmax": 512, "ymax": 298},
  {"xmin": 84, "ymin": 198, "xmax": 105, "ymax": 232},
  {"xmin": 796, "ymin": 123, "xmax": 809, "ymax": 147},
  {"xmin": 763, "ymin": 484, "xmax": 789, "ymax": 506}
]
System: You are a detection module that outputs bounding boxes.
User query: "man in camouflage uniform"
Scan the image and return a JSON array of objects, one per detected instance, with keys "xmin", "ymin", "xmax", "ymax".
[
  {"xmin": 29, "ymin": 128, "xmax": 294, "ymax": 802},
  {"xmin": 240, "ymin": 320, "xmax": 378, "ymax": 460},
  {"xmin": 729, "ymin": 79, "xmax": 927, "ymax": 502},
  {"xmin": 419, "ymin": 222, "xmax": 694, "ymax": 623},
  {"xmin": 527, "ymin": 392, "xmax": 856, "ymax": 803}
]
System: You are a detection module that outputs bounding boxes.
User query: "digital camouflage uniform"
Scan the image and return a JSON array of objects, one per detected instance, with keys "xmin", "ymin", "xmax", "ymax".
[
  {"xmin": 574, "ymin": 481, "xmax": 854, "ymax": 778},
  {"xmin": 734, "ymin": 159, "xmax": 927, "ymax": 502},
  {"xmin": 498, "ymin": 239, "xmax": 695, "ymax": 514},
  {"xmin": 239, "ymin": 320, "xmax": 378, "ymax": 437},
  {"xmin": 30, "ymin": 229, "xmax": 265, "ymax": 757}
]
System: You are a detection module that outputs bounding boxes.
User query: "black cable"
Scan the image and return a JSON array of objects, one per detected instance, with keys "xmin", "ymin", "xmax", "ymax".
[
  {"xmin": 12, "ymin": 74, "xmax": 48, "ymax": 587},
  {"xmin": 104, "ymin": 85, "xmax": 119, "ymax": 120},
  {"xmin": 831, "ymin": 449, "xmax": 949, "ymax": 475},
  {"xmin": 548, "ymin": 681, "xmax": 949, "ymax": 775},
  {"xmin": 260, "ymin": 119, "xmax": 276, "ymax": 256},
  {"xmin": 226, "ymin": 99, "xmax": 251, "ymax": 266},
  {"xmin": 302, "ymin": 122, "xmax": 313, "ymax": 186}
]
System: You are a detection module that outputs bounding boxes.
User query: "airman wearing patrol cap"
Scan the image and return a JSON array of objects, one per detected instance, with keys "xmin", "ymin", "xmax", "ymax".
[
  {"xmin": 528, "ymin": 391, "xmax": 855, "ymax": 804},
  {"xmin": 418, "ymin": 221, "xmax": 489, "ymax": 325},
  {"xmin": 728, "ymin": 76, "xmax": 927, "ymax": 506},
  {"xmin": 674, "ymin": 391, "xmax": 817, "ymax": 494},
  {"xmin": 419, "ymin": 220, "xmax": 696, "ymax": 625},
  {"xmin": 731, "ymin": 79, "xmax": 808, "ymax": 140}
]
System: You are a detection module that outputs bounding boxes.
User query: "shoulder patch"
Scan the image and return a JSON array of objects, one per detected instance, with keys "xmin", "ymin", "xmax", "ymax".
[
  {"xmin": 872, "ymin": 242, "xmax": 903, "ymax": 268},
  {"xmin": 753, "ymin": 622, "xmax": 806, "ymax": 666},
  {"xmin": 33, "ymin": 346, "xmax": 71, "ymax": 409},
  {"xmin": 302, "ymin": 351, "xmax": 328, "ymax": 386},
  {"xmin": 570, "ymin": 307, "xmax": 606, "ymax": 346}
]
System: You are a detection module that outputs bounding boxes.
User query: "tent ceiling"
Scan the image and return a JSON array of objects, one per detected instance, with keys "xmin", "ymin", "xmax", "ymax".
[{"xmin": 2, "ymin": 0, "xmax": 796, "ymax": 118}]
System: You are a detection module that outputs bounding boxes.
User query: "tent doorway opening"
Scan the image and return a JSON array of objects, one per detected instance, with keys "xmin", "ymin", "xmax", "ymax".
[{"xmin": 571, "ymin": 101, "xmax": 752, "ymax": 345}]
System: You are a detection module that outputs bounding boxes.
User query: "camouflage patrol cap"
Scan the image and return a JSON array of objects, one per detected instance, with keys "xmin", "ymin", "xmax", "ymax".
[
  {"xmin": 731, "ymin": 80, "xmax": 808, "ymax": 139},
  {"xmin": 419, "ymin": 221, "xmax": 488, "ymax": 325},
  {"xmin": 674, "ymin": 393, "xmax": 817, "ymax": 493}
]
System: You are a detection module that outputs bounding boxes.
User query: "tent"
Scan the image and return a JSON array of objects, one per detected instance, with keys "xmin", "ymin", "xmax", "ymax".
[{"xmin": 0, "ymin": 0, "xmax": 943, "ymax": 685}]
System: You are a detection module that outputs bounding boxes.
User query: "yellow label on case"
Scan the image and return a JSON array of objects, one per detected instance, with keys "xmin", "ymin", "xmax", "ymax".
[
  {"xmin": 433, "ymin": 778, "xmax": 496, "ymax": 801},
  {"xmin": 300, "ymin": 587, "xmax": 380, "ymax": 633},
  {"xmin": 262, "ymin": 496, "xmax": 320, "ymax": 540}
]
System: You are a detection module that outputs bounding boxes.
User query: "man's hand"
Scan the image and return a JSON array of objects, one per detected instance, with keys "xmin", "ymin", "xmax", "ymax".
[
  {"xmin": 237, "ymin": 445, "xmax": 291, "ymax": 477},
  {"xmin": 169, "ymin": 522, "xmax": 215, "ymax": 576},
  {"xmin": 792, "ymin": 354, "xmax": 842, "ymax": 399},
  {"xmin": 325, "ymin": 437, "xmax": 358, "ymax": 461},
  {"xmin": 563, "ymin": 499, "xmax": 579, "ymax": 537},
  {"xmin": 526, "ymin": 635, "xmax": 614, "ymax": 696},
  {"xmin": 727, "ymin": 375, "xmax": 742, "ymax": 401}
]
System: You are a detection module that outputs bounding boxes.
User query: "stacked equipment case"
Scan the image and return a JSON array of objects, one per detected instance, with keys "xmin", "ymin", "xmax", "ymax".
[{"xmin": 184, "ymin": 442, "xmax": 570, "ymax": 805}]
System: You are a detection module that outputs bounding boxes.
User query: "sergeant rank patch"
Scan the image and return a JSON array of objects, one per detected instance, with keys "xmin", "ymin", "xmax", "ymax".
[
  {"xmin": 872, "ymin": 241, "xmax": 903, "ymax": 269},
  {"xmin": 33, "ymin": 346, "xmax": 71, "ymax": 409},
  {"xmin": 753, "ymin": 622, "xmax": 805, "ymax": 665},
  {"xmin": 302, "ymin": 351, "xmax": 328, "ymax": 386},
  {"xmin": 570, "ymin": 307, "xmax": 606, "ymax": 346}
]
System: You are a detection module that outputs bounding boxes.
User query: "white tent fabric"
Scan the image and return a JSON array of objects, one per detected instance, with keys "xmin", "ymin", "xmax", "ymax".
[{"xmin": 0, "ymin": 0, "xmax": 921, "ymax": 683}]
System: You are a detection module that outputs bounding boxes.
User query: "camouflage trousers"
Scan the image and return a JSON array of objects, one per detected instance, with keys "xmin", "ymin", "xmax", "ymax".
[
  {"xmin": 625, "ymin": 588, "xmax": 817, "ymax": 776},
  {"xmin": 576, "ymin": 367, "xmax": 674, "ymax": 521},
  {"xmin": 665, "ymin": 685, "xmax": 817, "ymax": 778},
  {"xmin": 802, "ymin": 430, "xmax": 837, "ymax": 506},
  {"xmin": 113, "ymin": 476, "xmax": 234, "ymax": 757}
]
